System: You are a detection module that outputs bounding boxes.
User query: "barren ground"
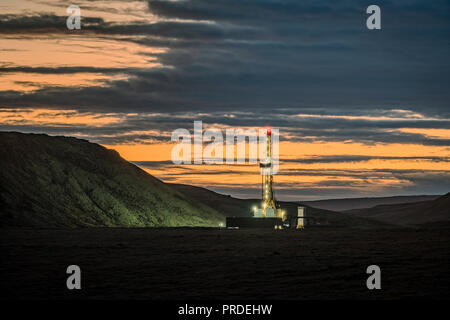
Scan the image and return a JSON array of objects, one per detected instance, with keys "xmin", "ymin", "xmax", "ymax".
[{"xmin": 1, "ymin": 227, "xmax": 449, "ymax": 300}]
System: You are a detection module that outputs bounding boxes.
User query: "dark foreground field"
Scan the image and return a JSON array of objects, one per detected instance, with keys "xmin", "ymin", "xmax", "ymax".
[{"xmin": 1, "ymin": 227, "xmax": 449, "ymax": 300}]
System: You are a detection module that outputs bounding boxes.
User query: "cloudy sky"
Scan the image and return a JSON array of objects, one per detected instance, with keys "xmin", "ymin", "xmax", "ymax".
[{"xmin": 0, "ymin": 0, "xmax": 449, "ymax": 200}]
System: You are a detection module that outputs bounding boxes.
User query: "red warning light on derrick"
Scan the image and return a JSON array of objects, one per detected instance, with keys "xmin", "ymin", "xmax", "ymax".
[{"xmin": 267, "ymin": 127, "xmax": 271, "ymax": 135}]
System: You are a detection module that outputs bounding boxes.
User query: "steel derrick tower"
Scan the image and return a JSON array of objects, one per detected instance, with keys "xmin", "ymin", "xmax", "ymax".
[{"xmin": 260, "ymin": 127, "xmax": 276, "ymax": 217}]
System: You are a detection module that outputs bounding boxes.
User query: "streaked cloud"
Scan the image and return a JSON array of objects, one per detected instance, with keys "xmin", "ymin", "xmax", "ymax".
[{"xmin": 0, "ymin": 0, "xmax": 449, "ymax": 199}]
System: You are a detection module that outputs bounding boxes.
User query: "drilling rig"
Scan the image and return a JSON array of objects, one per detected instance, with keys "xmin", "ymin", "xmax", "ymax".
[
  {"xmin": 253, "ymin": 127, "xmax": 285, "ymax": 221},
  {"xmin": 226, "ymin": 127, "xmax": 286, "ymax": 229}
]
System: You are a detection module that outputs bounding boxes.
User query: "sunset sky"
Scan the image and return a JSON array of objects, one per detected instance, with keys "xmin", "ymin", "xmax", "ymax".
[{"xmin": 0, "ymin": 0, "xmax": 449, "ymax": 200}]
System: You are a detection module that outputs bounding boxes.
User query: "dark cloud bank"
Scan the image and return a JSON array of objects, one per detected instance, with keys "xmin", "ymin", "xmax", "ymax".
[
  {"xmin": 0, "ymin": 1, "xmax": 449, "ymax": 197},
  {"xmin": 0, "ymin": 0, "xmax": 449, "ymax": 116}
]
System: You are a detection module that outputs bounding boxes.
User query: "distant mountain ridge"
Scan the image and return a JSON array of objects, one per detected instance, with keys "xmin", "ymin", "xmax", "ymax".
[
  {"xmin": 171, "ymin": 184, "xmax": 450, "ymax": 226},
  {"xmin": 345, "ymin": 193, "xmax": 450, "ymax": 225},
  {"xmin": 0, "ymin": 132, "xmax": 224, "ymax": 227},
  {"xmin": 302, "ymin": 195, "xmax": 440, "ymax": 211}
]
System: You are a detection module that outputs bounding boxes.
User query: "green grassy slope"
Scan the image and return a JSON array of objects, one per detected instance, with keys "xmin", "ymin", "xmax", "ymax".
[{"xmin": 0, "ymin": 132, "xmax": 224, "ymax": 227}]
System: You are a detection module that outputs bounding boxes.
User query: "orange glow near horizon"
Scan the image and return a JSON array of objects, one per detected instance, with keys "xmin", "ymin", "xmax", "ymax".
[
  {"xmin": 1, "ymin": 108, "xmax": 447, "ymax": 198},
  {"xmin": 104, "ymin": 139, "xmax": 450, "ymax": 197},
  {"xmin": 0, "ymin": 108, "xmax": 448, "ymax": 200}
]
